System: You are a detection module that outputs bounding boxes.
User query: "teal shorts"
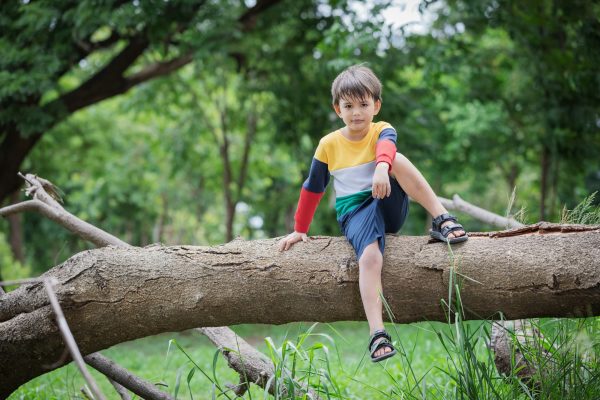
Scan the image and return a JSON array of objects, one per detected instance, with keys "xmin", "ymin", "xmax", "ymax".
[{"xmin": 337, "ymin": 177, "xmax": 409, "ymax": 260}]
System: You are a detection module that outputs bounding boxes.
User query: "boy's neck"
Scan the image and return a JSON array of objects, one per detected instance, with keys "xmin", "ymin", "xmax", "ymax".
[{"xmin": 341, "ymin": 124, "xmax": 371, "ymax": 141}]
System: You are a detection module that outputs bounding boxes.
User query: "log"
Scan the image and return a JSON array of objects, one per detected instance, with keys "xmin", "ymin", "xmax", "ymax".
[{"xmin": 1, "ymin": 225, "xmax": 599, "ymax": 396}]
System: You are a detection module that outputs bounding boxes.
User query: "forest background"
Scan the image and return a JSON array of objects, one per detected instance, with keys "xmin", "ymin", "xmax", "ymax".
[
  {"xmin": 1, "ymin": 0, "xmax": 599, "ymax": 398},
  {"xmin": 1, "ymin": 0, "xmax": 599, "ymax": 277}
]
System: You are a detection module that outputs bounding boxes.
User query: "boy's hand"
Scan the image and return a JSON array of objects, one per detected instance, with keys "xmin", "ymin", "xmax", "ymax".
[
  {"xmin": 278, "ymin": 231, "xmax": 308, "ymax": 251},
  {"xmin": 372, "ymin": 162, "xmax": 391, "ymax": 199}
]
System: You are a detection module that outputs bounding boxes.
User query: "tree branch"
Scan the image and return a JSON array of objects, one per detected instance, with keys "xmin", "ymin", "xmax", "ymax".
[
  {"xmin": 0, "ymin": 174, "xmax": 128, "ymax": 248},
  {"xmin": 199, "ymin": 327, "xmax": 321, "ymax": 399},
  {"xmin": 107, "ymin": 378, "xmax": 132, "ymax": 400},
  {"xmin": 84, "ymin": 353, "xmax": 174, "ymax": 400},
  {"xmin": 489, "ymin": 319, "xmax": 554, "ymax": 388},
  {"xmin": 75, "ymin": 31, "xmax": 122, "ymax": 55},
  {"xmin": 438, "ymin": 194, "xmax": 524, "ymax": 229},
  {"xmin": 0, "ymin": 200, "xmax": 43, "ymax": 217},
  {"xmin": 44, "ymin": 278, "xmax": 107, "ymax": 400},
  {"xmin": 56, "ymin": 36, "xmax": 150, "ymax": 113},
  {"xmin": 127, "ymin": 53, "xmax": 194, "ymax": 87},
  {"xmin": 51, "ymin": 0, "xmax": 282, "ymax": 116}
]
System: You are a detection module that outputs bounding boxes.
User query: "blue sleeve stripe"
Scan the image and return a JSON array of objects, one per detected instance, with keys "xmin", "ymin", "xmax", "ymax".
[
  {"xmin": 377, "ymin": 128, "xmax": 397, "ymax": 144},
  {"xmin": 302, "ymin": 157, "xmax": 330, "ymax": 193}
]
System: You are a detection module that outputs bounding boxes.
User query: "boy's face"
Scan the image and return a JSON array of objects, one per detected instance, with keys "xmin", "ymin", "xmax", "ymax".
[{"xmin": 334, "ymin": 96, "xmax": 381, "ymax": 133}]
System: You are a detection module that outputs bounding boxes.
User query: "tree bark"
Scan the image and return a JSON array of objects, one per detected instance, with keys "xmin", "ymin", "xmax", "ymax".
[
  {"xmin": 1, "ymin": 224, "xmax": 599, "ymax": 396},
  {"xmin": 1, "ymin": 199, "xmax": 130, "ymax": 248}
]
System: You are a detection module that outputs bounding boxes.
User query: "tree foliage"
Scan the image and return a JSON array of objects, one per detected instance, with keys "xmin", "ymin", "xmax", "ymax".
[{"xmin": 1, "ymin": 0, "xmax": 599, "ymax": 274}]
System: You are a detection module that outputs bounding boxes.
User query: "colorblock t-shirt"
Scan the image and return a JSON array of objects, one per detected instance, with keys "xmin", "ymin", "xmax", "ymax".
[{"xmin": 294, "ymin": 121, "xmax": 397, "ymax": 233}]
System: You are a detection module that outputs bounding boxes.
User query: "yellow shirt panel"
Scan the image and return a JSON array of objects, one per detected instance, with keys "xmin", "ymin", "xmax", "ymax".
[{"xmin": 315, "ymin": 121, "xmax": 391, "ymax": 171}]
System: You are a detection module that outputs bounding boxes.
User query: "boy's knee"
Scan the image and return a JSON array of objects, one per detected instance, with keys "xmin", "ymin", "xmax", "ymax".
[
  {"xmin": 393, "ymin": 152, "xmax": 408, "ymax": 166},
  {"xmin": 359, "ymin": 242, "xmax": 383, "ymax": 268}
]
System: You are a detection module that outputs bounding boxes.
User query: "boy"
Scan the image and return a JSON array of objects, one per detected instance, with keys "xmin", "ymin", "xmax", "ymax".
[{"xmin": 278, "ymin": 65, "xmax": 467, "ymax": 363}]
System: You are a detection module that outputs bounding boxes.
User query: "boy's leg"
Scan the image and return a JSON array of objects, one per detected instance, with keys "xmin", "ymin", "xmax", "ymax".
[
  {"xmin": 391, "ymin": 153, "xmax": 465, "ymax": 238},
  {"xmin": 381, "ymin": 177, "xmax": 409, "ymax": 233},
  {"xmin": 359, "ymin": 240, "xmax": 392, "ymax": 358}
]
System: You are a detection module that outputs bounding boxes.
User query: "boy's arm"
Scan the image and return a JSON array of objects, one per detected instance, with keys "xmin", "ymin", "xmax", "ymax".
[
  {"xmin": 294, "ymin": 157, "xmax": 330, "ymax": 233},
  {"xmin": 372, "ymin": 127, "xmax": 397, "ymax": 198},
  {"xmin": 375, "ymin": 127, "xmax": 397, "ymax": 168},
  {"xmin": 279, "ymin": 155, "xmax": 330, "ymax": 251}
]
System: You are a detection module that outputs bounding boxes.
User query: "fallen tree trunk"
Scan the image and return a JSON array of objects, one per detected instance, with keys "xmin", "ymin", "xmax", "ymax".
[{"xmin": 1, "ymin": 224, "xmax": 600, "ymax": 396}]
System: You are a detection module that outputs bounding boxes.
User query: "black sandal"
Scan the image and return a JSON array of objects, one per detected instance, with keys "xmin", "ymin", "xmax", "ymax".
[
  {"xmin": 430, "ymin": 213, "xmax": 468, "ymax": 244},
  {"xmin": 368, "ymin": 329, "xmax": 397, "ymax": 363}
]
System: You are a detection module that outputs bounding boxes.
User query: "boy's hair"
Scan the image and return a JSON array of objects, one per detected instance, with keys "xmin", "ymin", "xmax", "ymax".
[{"xmin": 331, "ymin": 64, "xmax": 382, "ymax": 105}]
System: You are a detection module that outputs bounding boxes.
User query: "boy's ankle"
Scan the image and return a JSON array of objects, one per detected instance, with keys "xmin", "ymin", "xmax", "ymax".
[{"xmin": 370, "ymin": 327, "xmax": 386, "ymax": 335}]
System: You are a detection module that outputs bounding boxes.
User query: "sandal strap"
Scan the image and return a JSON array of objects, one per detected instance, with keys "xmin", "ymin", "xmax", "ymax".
[
  {"xmin": 368, "ymin": 329, "xmax": 391, "ymax": 351},
  {"xmin": 432, "ymin": 213, "xmax": 457, "ymax": 230},
  {"xmin": 370, "ymin": 337, "xmax": 394, "ymax": 356},
  {"xmin": 440, "ymin": 222, "xmax": 464, "ymax": 237}
]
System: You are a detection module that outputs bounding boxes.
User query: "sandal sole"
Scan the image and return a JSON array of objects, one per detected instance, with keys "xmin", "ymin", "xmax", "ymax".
[
  {"xmin": 430, "ymin": 232, "xmax": 469, "ymax": 244},
  {"xmin": 371, "ymin": 349, "xmax": 397, "ymax": 363}
]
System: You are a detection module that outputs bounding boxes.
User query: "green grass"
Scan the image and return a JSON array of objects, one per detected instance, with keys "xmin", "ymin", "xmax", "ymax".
[{"xmin": 9, "ymin": 317, "xmax": 599, "ymax": 399}]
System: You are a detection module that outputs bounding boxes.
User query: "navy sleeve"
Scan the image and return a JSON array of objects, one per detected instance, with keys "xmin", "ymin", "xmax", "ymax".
[
  {"xmin": 377, "ymin": 127, "xmax": 397, "ymax": 144},
  {"xmin": 302, "ymin": 157, "xmax": 330, "ymax": 193}
]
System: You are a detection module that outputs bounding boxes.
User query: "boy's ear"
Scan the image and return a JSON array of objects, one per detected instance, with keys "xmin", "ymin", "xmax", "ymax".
[
  {"xmin": 373, "ymin": 99, "xmax": 382, "ymax": 115},
  {"xmin": 333, "ymin": 103, "xmax": 341, "ymax": 116}
]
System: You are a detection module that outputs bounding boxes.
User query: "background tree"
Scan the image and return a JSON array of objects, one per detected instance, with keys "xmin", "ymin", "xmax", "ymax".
[
  {"xmin": 2, "ymin": 0, "xmax": 599, "ymax": 296},
  {"xmin": 0, "ymin": 0, "xmax": 285, "ymax": 203}
]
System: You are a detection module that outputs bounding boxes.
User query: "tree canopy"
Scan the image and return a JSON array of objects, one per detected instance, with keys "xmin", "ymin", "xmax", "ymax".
[{"xmin": 1, "ymin": 0, "xmax": 599, "ymax": 277}]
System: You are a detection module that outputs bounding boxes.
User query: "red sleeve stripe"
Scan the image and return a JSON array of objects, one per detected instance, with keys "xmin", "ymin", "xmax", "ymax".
[
  {"xmin": 294, "ymin": 187, "xmax": 324, "ymax": 233},
  {"xmin": 376, "ymin": 140, "xmax": 397, "ymax": 168}
]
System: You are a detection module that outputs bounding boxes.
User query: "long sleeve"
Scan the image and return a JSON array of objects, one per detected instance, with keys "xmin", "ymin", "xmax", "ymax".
[
  {"xmin": 375, "ymin": 127, "xmax": 397, "ymax": 167},
  {"xmin": 294, "ymin": 155, "xmax": 330, "ymax": 233}
]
